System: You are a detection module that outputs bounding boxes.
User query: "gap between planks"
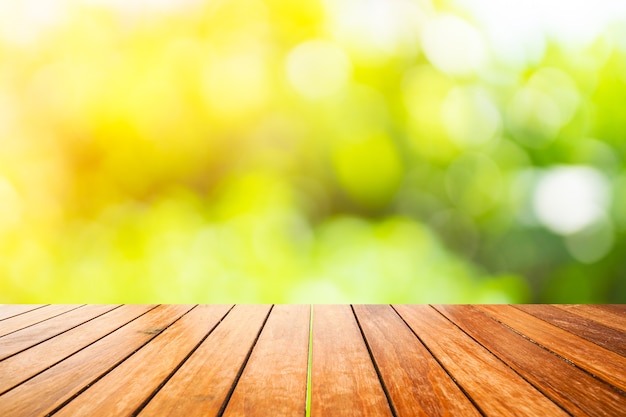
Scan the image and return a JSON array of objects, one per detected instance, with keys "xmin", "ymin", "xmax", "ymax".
[{"xmin": 305, "ymin": 304, "xmax": 313, "ymax": 417}]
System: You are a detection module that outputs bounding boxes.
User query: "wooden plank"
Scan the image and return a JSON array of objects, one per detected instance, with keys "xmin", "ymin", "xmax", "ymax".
[
  {"xmin": 514, "ymin": 304, "xmax": 626, "ymax": 357},
  {"xmin": 53, "ymin": 305, "xmax": 233, "ymax": 417},
  {"xmin": 223, "ymin": 305, "xmax": 310, "ymax": 417},
  {"xmin": 393, "ymin": 305, "xmax": 568, "ymax": 417},
  {"xmin": 478, "ymin": 304, "xmax": 626, "ymax": 392},
  {"xmin": 0, "ymin": 305, "xmax": 47, "ymax": 321},
  {"xmin": 0, "ymin": 304, "xmax": 83, "ymax": 337},
  {"xmin": 137, "ymin": 304, "xmax": 272, "ymax": 417},
  {"xmin": 556, "ymin": 304, "xmax": 626, "ymax": 333},
  {"xmin": 0, "ymin": 304, "xmax": 155, "ymax": 394},
  {"xmin": 353, "ymin": 304, "xmax": 481, "ymax": 417},
  {"xmin": 603, "ymin": 304, "xmax": 626, "ymax": 314},
  {"xmin": 0, "ymin": 304, "xmax": 120, "ymax": 360},
  {"xmin": 435, "ymin": 305, "xmax": 626, "ymax": 417},
  {"xmin": 310, "ymin": 305, "xmax": 393, "ymax": 417},
  {"xmin": 0, "ymin": 304, "xmax": 193, "ymax": 417}
]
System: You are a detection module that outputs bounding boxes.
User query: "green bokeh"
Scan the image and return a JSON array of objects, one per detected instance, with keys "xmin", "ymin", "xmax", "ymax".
[{"xmin": 1, "ymin": 0, "xmax": 625, "ymax": 303}]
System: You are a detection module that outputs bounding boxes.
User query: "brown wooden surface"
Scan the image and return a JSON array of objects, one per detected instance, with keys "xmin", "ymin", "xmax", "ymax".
[
  {"xmin": 0, "ymin": 304, "xmax": 83, "ymax": 337},
  {"xmin": 0, "ymin": 304, "xmax": 155, "ymax": 394},
  {"xmin": 514, "ymin": 304, "xmax": 626, "ymax": 357},
  {"xmin": 353, "ymin": 304, "xmax": 481, "ymax": 417},
  {"xmin": 311, "ymin": 305, "xmax": 393, "ymax": 417},
  {"xmin": 435, "ymin": 304, "xmax": 626, "ymax": 417},
  {"xmin": 0, "ymin": 304, "xmax": 624, "ymax": 416},
  {"xmin": 556, "ymin": 304, "xmax": 626, "ymax": 333},
  {"xmin": 0, "ymin": 304, "xmax": 120, "ymax": 360},
  {"xmin": 394, "ymin": 305, "xmax": 569, "ymax": 416},
  {"xmin": 223, "ymin": 305, "xmax": 310, "ymax": 417},
  {"xmin": 0, "ymin": 304, "xmax": 191, "ymax": 416},
  {"xmin": 55, "ymin": 305, "xmax": 233, "ymax": 417},
  {"xmin": 478, "ymin": 304, "xmax": 626, "ymax": 392},
  {"xmin": 0, "ymin": 304, "xmax": 46, "ymax": 321},
  {"xmin": 138, "ymin": 304, "xmax": 272, "ymax": 417}
]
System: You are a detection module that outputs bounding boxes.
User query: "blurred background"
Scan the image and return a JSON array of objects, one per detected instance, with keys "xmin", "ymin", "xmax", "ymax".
[{"xmin": 1, "ymin": 0, "xmax": 625, "ymax": 303}]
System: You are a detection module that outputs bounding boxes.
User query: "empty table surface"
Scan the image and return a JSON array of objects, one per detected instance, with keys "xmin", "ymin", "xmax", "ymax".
[{"xmin": 0, "ymin": 304, "xmax": 624, "ymax": 416}]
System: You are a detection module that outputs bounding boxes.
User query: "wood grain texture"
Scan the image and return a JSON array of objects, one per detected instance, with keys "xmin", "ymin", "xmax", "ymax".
[
  {"xmin": 478, "ymin": 304, "xmax": 626, "ymax": 392},
  {"xmin": 311, "ymin": 305, "xmax": 393, "ymax": 417},
  {"xmin": 0, "ymin": 304, "xmax": 192, "ymax": 417},
  {"xmin": 394, "ymin": 304, "xmax": 569, "ymax": 417},
  {"xmin": 602, "ymin": 304, "xmax": 626, "ymax": 314},
  {"xmin": 54, "ymin": 305, "xmax": 232, "ymax": 417},
  {"xmin": 0, "ymin": 304, "xmax": 83, "ymax": 337},
  {"xmin": 435, "ymin": 304, "xmax": 626, "ymax": 417},
  {"xmin": 0, "ymin": 304, "xmax": 119, "ymax": 360},
  {"xmin": 0, "ymin": 304, "xmax": 624, "ymax": 417},
  {"xmin": 353, "ymin": 304, "xmax": 481, "ymax": 417},
  {"xmin": 0, "ymin": 304, "xmax": 155, "ymax": 395},
  {"xmin": 556, "ymin": 304, "xmax": 626, "ymax": 333},
  {"xmin": 138, "ymin": 304, "xmax": 272, "ymax": 417},
  {"xmin": 223, "ymin": 305, "xmax": 310, "ymax": 417},
  {"xmin": 0, "ymin": 305, "xmax": 47, "ymax": 321},
  {"xmin": 515, "ymin": 304, "xmax": 626, "ymax": 357}
]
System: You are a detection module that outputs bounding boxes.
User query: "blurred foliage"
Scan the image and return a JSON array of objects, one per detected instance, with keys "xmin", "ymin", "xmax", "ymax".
[{"xmin": 1, "ymin": 0, "xmax": 625, "ymax": 303}]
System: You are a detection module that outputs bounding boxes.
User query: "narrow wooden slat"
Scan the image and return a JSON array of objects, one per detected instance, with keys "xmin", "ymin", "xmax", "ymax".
[
  {"xmin": 515, "ymin": 304, "xmax": 626, "ymax": 357},
  {"xmin": 138, "ymin": 304, "xmax": 272, "ymax": 417},
  {"xmin": 223, "ymin": 305, "xmax": 310, "ymax": 417},
  {"xmin": 54, "ymin": 305, "xmax": 232, "ymax": 417},
  {"xmin": 353, "ymin": 304, "xmax": 481, "ymax": 417},
  {"xmin": 0, "ymin": 304, "xmax": 156, "ymax": 394},
  {"xmin": 0, "ymin": 304, "xmax": 83, "ymax": 337},
  {"xmin": 0, "ymin": 305, "xmax": 47, "ymax": 321},
  {"xmin": 394, "ymin": 305, "xmax": 568, "ymax": 417},
  {"xmin": 311, "ymin": 305, "xmax": 393, "ymax": 417},
  {"xmin": 478, "ymin": 304, "xmax": 626, "ymax": 392},
  {"xmin": 0, "ymin": 304, "xmax": 120, "ymax": 360},
  {"xmin": 556, "ymin": 304, "xmax": 626, "ymax": 333},
  {"xmin": 0, "ymin": 304, "xmax": 193, "ymax": 417},
  {"xmin": 603, "ymin": 304, "xmax": 626, "ymax": 314},
  {"xmin": 435, "ymin": 305, "xmax": 626, "ymax": 417}
]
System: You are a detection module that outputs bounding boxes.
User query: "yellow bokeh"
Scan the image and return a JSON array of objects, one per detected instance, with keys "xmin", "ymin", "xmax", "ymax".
[
  {"xmin": 332, "ymin": 132, "xmax": 402, "ymax": 210},
  {"xmin": 1, "ymin": 0, "xmax": 624, "ymax": 303}
]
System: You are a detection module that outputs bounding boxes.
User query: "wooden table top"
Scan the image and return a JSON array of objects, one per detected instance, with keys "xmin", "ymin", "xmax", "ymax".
[{"xmin": 0, "ymin": 304, "xmax": 624, "ymax": 416}]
